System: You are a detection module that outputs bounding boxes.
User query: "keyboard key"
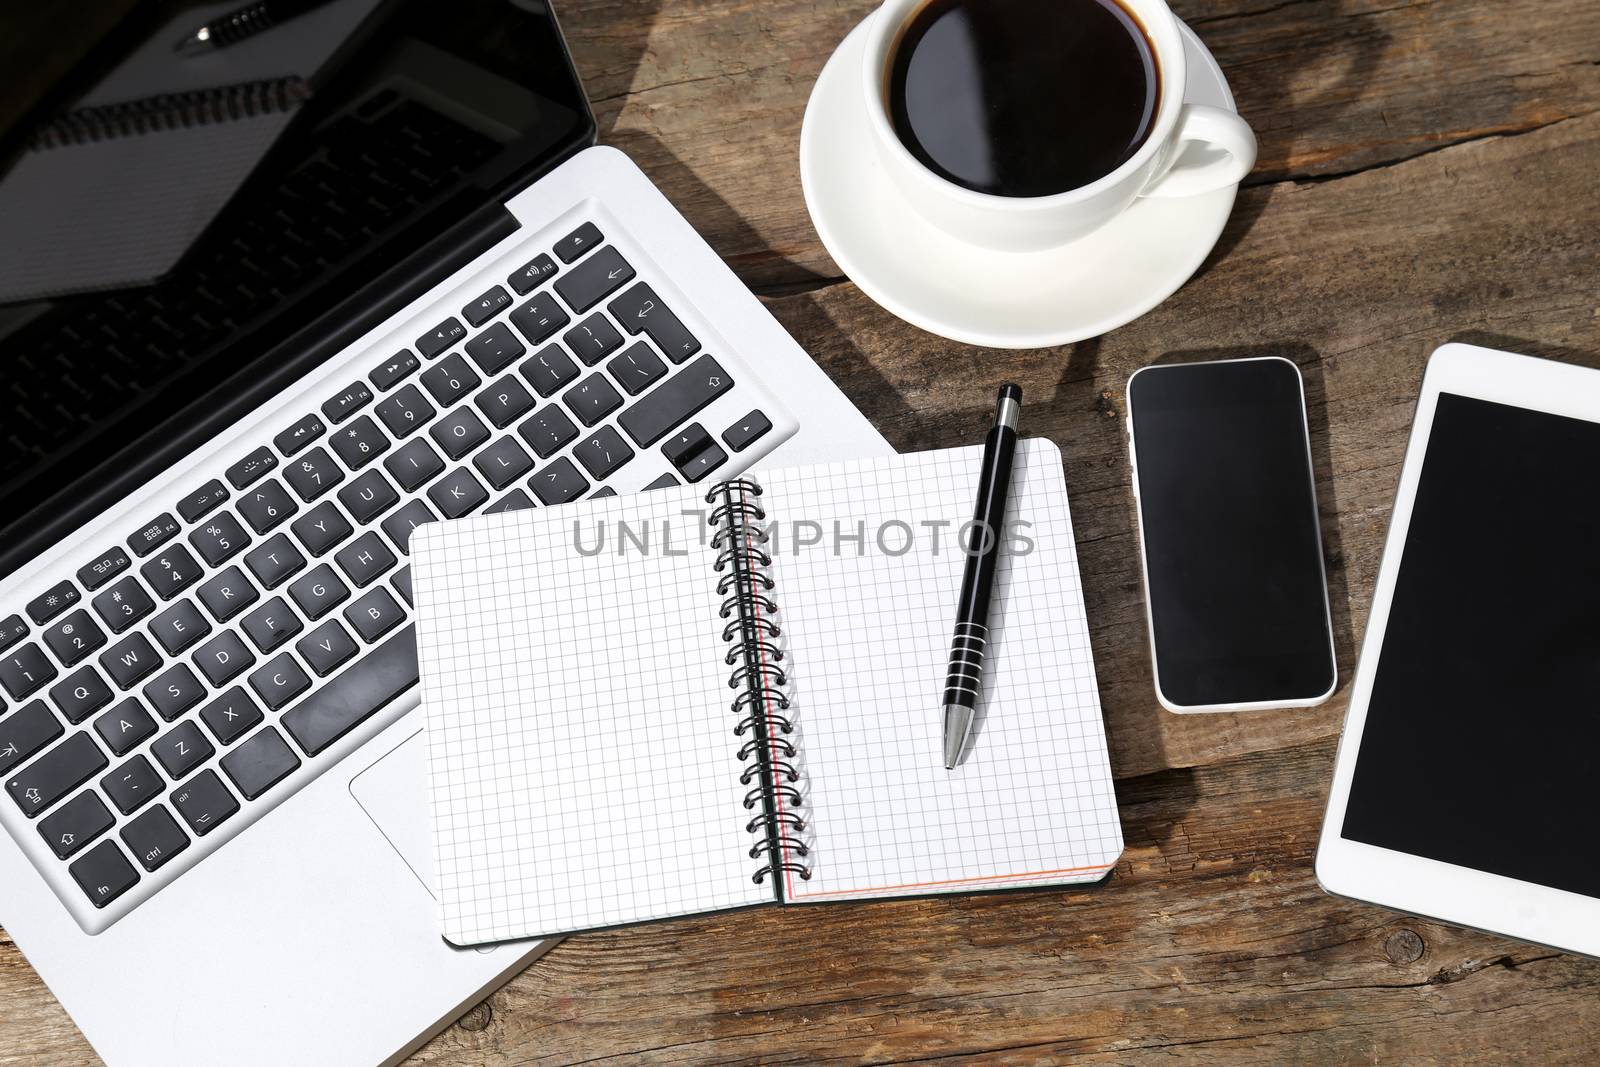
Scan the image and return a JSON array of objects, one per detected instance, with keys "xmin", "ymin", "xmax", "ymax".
[
  {"xmin": 27, "ymin": 580, "xmax": 80, "ymax": 625},
  {"xmin": 382, "ymin": 439, "xmax": 445, "ymax": 496},
  {"xmin": 427, "ymin": 467, "xmax": 489, "ymax": 519},
  {"xmin": 40, "ymin": 790, "xmax": 113, "ymax": 858},
  {"xmin": 148, "ymin": 600, "xmax": 210, "ymax": 655},
  {"xmin": 590, "ymin": 486, "xmax": 618, "ymax": 499},
  {"xmin": 609, "ymin": 282, "xmax": 700, "ymax": 362},
  {"xmin": 7, "ymin": 733, "xmax": 107, "ymax": 817},
  {"xmin": 222, "ymin": 727, "xmax": 301, "ymax": 801},
  {"xmin": 334, "ymin": 531, "xmax": 396, "ymax": 587},
  {"xmin": 93, "ymin": 698, "xmax": 155, "ymax": 757},
  {"xmin": 510, "ymin": 291, "xmax": 570, "ymax": 346},
  {"xmin": 618, "ymin": 355, "xmax": 734, "ymax": 446},
  {"xmin": 92, "ymin": 576, "xmax": 155, "ymax": 633},
  {"xmin": 370, "ymin": 350, "xmax": 420, "ymax": 391},
  {"xmin": 69, "ymin": 840, "xmax": 139, "ymax": 907},
  {"xmin": 200, "ymin": 688, "xmax": 264, "ymax": 745},
  {"xmin": 563, "ymin": 374, "xmax": 623, "ymax": 427},
  {"xmin": 391, "ymin": 565, "xmax": 415, "ymax": 606},
  {"xmin": 194, "ymin": 631, "xmax": 254, "ymax": 687},
  {"xmin": 607, "ymin": 341, "xmax": 667, "ymax": 395},
  {"xmin": 333, "ymin": 472, "xmax": 396, "ymax": 527},
  {"xmin": 321, "ymin": 381, "xmax": 374, "ymax": 424},
  {"xmin": 100, "ymin": 632, "xmax": 161, "ymax": 688},
  {"xmin": 282, "ymin": 625, "xmax": 418, "ymax": 756},
  {"xmin": 374, "ymin": 383, "xmax": 436, "ymax": 439},
  {"xmin": 76, "ymin": 546, "xmax": 132, "ymax": 591},
  {"xmin": 188, "ymin": 510, "xmax": 251, "ymax": 566},
  {"xmin": 171, "ymin": 769, "xmax": 238, "ymax": 836},
  {"xmin": 573, "ymin": 426, "xmax": 635, "ymax": 480},
  {"xmin": 175, "ymin": 480, "xmax": 230, "ymax": 524},
  {"xmin": 554, "ymin": 221, "xmax": 603, "ymax": 262},
  {"xmin": 554, "ymin": 246, "xmax": 635, "ymax": 313},
  {"xmin": 464, "ymin": 322, "xmax": 526, "ymax": 376},
  {"xmin": 344, "ymin": 587, "xmax": 404, "ymax": 644},
  {"xmin": 274, "ymin": 413, "xmax": 326, "ymax": 456},
  {"xmin": 417, "ymin": 317, "xmax": 466, "ymax": 359},
  {"xmin": 240, "ymin": 598, "xmax": 303, "ymax": 653},
  {"xmin": 237, "ymin": 480, "xmax": 298, "ymax": 534},
  {"xmin": 128, "ymin": 513, "xmax": 181, "ymax": 558},
  {"xmin": 464, "ymin": 284, "xmax": 512, "ymax": 327},
  {"xmin": 290, "ymin": 500, "xmax": 353, "ymax": 556},
  {"xmin": 473, "ymin": 436, "xmax": 534, "ymax": 490},
  {"xmin": 474, "ymin": 376, "xmax": 536, "ymax": 428},
  {"xmin": 420, "ymin": 353, "xmax": 481, "ymax": 407},
  {"xmin": 121, "ymin": 805, "xmax": 189, "ymax": 872},
  {"xmin": 330, "ymin": 415, "xmax": 390, "ymax": 470},
  {"xmin": 152, "ymin": 721, "xmax": 214, "ymax": 780},
  {"xmin": 248, "ymin": 653, "xmax": 311, "ymax": 711},
  {"xmin": 678, "ymin": 442, "xmax": 728, "ymax": 483},
  {"xmin": 102, "ymin": 755, "xmax": 163, "ymax": 815},
  {"xmin": 643, "ymin": 473, "xmax": 680, "ymax": 491},
  {"xmin": 722, "ymin": 409, "xmax": 773, "ymax": 451},
  {"xmin": 518, "ymin": 406, "xmax": 578, "ymax": 458},
  {"xmin": 520, "ymin": 343, "xmax": 580, "ymax": 397},
  {"xmin": 289, "ymin": 565, "xmax": 350, "ymax": 619},
  {"xmin": 507, "ymin": 252, "xmax": 558, "ymax": 294},
  {"xmin": 431, "ymin": 407, "xmax": 491, "ymax": 460},
  {"xmin": 662, "ymin": 423, "xmax": 714, "ymax": 466},
  {"xmin": 483, "ymin": 490, "xmax": 536, "ymax": 515},
  {"xmin": 50, "ymin": 665, "xmax": 113, "ymax": 723},
  {"xmin": 2, "ymin": 643, "xmax": 57, "ymax": 700},
  {"xmin": 530, "ymin": 457, "xmax": 589, "ymax": 506},
  {"xmin": 140, "ymin": 544, "xmax": 203, "ymax": 600},
  {"xmin": 566, "ymin": 314, "xmax": 624, "ymax": 365},
  {"xmin": 381, "ymin": 499, "xmax": 437, "ymax": 554},
  {"xmin": 283, "ymin": 446, "xmax": 346, "ymax": 502},
  {"xmin": 225, "ymin": 446, "xmax": 279, "ymax": 490},
  {"xmin": 243, "ymin": 533, "xmax": 306, "ymax": 589},
  {"xmin": 0, "ymin": 701, "xmax": 63, "ymax": 774},
  {"xmin": 297, "ymin": 620, "xmax": 359, "ymax": 677},
  {"xmin": 0, "ymin": 615, "xmax": 28, "ymax": 655},
  {"xmin": 42, "ymin": 609, "xmax": 106, "ymax": 667},
  {"xmin": 197, "ymin": 566, "xmax": 260, "ymax": 623}
]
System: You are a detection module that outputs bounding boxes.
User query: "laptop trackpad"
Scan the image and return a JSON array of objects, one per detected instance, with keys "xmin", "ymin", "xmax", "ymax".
[{"xmin": 349, "ymin": 730, "xmax": 437, "ymax": 898}]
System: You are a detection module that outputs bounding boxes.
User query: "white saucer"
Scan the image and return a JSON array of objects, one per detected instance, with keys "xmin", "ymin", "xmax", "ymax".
[{"xmin": 800, "ymin": 19, "xmax": 1241, "ymax": 349}]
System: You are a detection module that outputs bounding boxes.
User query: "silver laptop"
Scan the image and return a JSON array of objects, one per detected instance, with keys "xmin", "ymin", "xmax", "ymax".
[{"xmin": 0, "ymin": 3, "xmax": 890, "ymax": 1063}]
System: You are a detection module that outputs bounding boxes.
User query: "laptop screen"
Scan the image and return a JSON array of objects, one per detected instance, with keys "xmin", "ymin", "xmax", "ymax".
[{"xmin": 0, "ymin": 0, "xmax": 594, "ymax": 577}]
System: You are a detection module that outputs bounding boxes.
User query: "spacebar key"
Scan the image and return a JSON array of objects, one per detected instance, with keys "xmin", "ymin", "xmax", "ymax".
[
  {"xmin": 618, "ymin": 355, "xmax": 734, "ymax": 446},
  {"xmin": 281, "ymin": 625, "xmax": 418, "ymax": 756}
]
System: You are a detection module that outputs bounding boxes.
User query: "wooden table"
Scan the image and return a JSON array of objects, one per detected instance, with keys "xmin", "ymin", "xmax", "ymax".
[{"xmin": 6, "ymin": 0, "xmax": 1600, "ymax": 1061}]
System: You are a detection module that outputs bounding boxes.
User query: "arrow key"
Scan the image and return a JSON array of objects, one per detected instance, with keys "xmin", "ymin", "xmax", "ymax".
[
  {"xmin": 68, "ymin": 839, "xmax": 139, "ymax": 908},
  {"xmin": 39, "ymin": 790, "xmax": 113, "ymax": 859},
  {"xmin": 554, "ymin": 246, "xmax": 635, "ymax": 314}
]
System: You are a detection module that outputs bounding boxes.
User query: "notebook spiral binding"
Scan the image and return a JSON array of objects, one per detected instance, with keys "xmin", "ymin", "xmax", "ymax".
[
  {"xmin": 708, "ymin": 478, "xmax": 811, "ymax": 888},
  {"xmin": 30, "ymin": 77, "xmax": 311, "ymax": 150}
]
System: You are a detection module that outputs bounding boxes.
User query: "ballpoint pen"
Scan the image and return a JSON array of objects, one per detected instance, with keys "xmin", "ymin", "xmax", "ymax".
[
  {"xmin": 174, "ymin": 0, "xmax": 334, "ymax": 55},
  {"xmin": 942, "ymin": 383, "xmax": 1021, "ymax": 769}
]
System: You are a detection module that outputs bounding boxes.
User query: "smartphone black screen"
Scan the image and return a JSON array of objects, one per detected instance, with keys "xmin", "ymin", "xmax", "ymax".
[{"xmin": 1128, "ymin": 358, "xmax": 1335, "ymax": 707}]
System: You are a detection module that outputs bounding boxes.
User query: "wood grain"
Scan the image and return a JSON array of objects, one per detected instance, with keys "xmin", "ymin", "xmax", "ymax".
[{"xmin": 4, "ymin": 0, "xmax": 1600, "ymax": 1062}]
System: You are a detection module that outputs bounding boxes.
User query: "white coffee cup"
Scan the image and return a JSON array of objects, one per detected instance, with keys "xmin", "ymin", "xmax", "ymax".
[{"xmin": 859, "ymin": 0, "xmax": 1258, "ymax": 252}]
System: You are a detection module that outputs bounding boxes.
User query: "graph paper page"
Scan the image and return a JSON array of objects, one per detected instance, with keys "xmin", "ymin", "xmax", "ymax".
[
  {"xmin": 758, "ymin": 439, "xmax": 1123, "ymax": 902},
  {"xmin": 413, "ymin": 487, "xmax": 769, "ymax": 944}
]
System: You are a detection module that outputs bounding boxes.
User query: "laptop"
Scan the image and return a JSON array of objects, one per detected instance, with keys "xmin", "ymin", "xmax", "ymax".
[{"xmin": 0, "ymin": 2, "xmax": 891, "ymax": 1063}]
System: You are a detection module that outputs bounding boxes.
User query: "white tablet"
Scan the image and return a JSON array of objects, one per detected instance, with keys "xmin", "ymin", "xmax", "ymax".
[{"xmin": 1317, "ymin": 343, "xmax": 1600, "ymax": 957}]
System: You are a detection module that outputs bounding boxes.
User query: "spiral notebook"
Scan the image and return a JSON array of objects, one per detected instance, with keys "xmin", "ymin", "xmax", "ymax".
[{"xmin": 412, "ymin": 440, "xmax": 1123, "ymax": 945}]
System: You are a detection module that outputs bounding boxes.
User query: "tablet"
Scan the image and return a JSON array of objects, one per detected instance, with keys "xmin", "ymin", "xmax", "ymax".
[{"xmin": 1317, "ymin": 343, "xmax": 1600, "ymax": 957}]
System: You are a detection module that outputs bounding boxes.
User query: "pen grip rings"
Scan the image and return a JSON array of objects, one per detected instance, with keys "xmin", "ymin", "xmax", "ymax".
[{"xmin": 710, "ymin": 477, "xmax": 811, "ymax": 887}]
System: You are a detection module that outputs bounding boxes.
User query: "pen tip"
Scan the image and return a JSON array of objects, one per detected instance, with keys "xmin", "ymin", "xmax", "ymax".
[{"xmin": 998, "ymin": 382, "xmax": 1022, "ymax": 403}]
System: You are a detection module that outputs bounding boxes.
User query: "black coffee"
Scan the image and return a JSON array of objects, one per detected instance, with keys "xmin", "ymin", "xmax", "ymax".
[{"xmin": 887, "ymin": 0, "xmax": 1161, "ymax": 197}]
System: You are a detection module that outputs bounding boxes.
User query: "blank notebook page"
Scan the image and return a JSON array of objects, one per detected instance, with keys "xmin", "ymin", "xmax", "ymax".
[
  {"xmin": 760, "ymin": 440, "xmax": 1123, "ymax": 902},
  {"xmin": 413, "ymin": 490, "xmax": 768, "ymax": 944}
]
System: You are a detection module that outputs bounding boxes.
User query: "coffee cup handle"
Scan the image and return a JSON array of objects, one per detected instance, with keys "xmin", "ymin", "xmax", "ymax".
[{"xmin": 1140, "ymin": 104, "xmax": 1257, "ymax": 198}]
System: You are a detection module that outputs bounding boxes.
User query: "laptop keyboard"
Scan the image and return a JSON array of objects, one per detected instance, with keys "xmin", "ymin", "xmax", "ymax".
[{"xmin": 0, "ymin": 221, "xmax": 777, "ymax": 918}]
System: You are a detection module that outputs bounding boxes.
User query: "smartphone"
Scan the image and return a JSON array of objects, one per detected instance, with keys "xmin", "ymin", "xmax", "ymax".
[{"xmin": 1126, "ymin": 357, "xmax": 1336, "ymax": 712}]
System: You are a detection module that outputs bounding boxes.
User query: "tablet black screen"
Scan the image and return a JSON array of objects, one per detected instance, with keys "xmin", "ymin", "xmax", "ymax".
[{"xmin": 1342, "ymin": 392, "xmax": 1600, "ymax": 898}]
